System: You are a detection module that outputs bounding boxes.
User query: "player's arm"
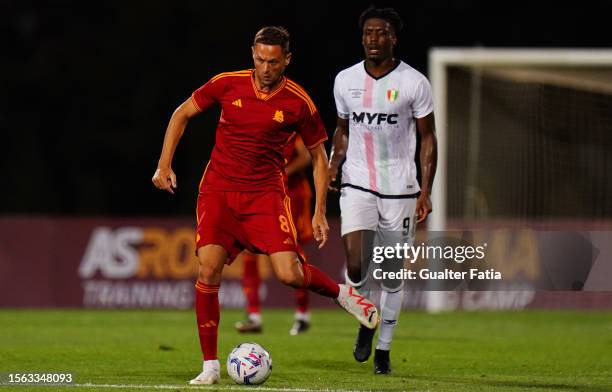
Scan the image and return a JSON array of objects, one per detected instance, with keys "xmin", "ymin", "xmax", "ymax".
[
  {"xmin": 152, "ymin": 98, "xmax": 201, "ymax": 194},
  {"xmin": 415, "ymin": 112, "xmax": 438, "ymax": 222},
  {"xmin": 284, "ymin": 136, "xmax": 311, "ymax": 176},
  {"xmin": 309, "ymin": 143, "xmax": 330, "ymax": 248},
  {"xmin": 328, "ymin": 116, "xmax": 349, "ymax": 192}
]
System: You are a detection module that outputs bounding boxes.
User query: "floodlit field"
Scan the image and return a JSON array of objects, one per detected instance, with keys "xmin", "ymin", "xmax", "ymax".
[{"xmin": 0, "ymin": 309, "xmax": 611, "ymax": 391}]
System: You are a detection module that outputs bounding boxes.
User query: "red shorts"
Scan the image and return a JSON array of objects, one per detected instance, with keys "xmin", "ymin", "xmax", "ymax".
[{"xmin": 196, "ymin": 190, "xmax": 306, "ymax": 263}]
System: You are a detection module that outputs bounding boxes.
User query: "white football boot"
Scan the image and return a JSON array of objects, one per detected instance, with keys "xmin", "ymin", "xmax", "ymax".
[
  {"xmin": 335, "ymin": 284, "xmax": 380, "ymax": 329},
  {"xmin": 189, "ymin": 359, "xmax": 220, "ymax": 385}
]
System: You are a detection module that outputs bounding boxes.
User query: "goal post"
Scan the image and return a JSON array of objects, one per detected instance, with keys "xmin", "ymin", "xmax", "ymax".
[{"xmin": 425, "ymin": 48, "xmax": 612, "ymax": 311}]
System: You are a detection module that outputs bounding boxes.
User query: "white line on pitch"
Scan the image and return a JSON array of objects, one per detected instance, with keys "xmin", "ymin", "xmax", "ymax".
[{"xmin": 71, "ymin": 383, "xmax": 375, "ymax": 392}]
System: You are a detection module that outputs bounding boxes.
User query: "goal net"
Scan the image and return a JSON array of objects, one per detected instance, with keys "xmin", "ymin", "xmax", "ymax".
[
  {"xmin": 424, "ymin": 49, "xmax": 612, "ymax": 311},
  {"xmin": 428, "ymin": 49, "xmax": 612, "ymax": 229}
]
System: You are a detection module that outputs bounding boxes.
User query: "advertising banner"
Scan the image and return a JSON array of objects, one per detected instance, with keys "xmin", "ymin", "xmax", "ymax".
[{"xmin": 1, "ymin": 218, "xmax": 610, "ymax": 310}]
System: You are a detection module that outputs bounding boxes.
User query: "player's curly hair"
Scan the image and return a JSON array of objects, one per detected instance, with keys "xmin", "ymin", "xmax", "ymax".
[
  {"xmin": 358, "ymin": 6, "xmax": 404, "ymax": 34},
  {"xmin": 253, "ymin": 26, "xmax": 291, "ymax": 53}
]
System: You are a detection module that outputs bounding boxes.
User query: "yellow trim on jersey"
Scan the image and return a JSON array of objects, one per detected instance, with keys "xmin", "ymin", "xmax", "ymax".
[
  {"xmin": 283, "ymin": 195, "xmax": 299, "ymax": 246},
  {"xmin": 286, "ymin": 80, "xmax": 314, "ymax": 101},
  {"xmin": 193, "ymin": 71, "xmax": 250, "ymax": 112},
  {"xmin": 285, "ymin": 83, "xmax": 317, "ymax": 115},
  {"xmin": 210, "ymin": 70, "xmax": 252, "ymax": 84},
  {"xmin": 279, "ymin": 172, "xmax": 308, "ymax": 263},
  {"xmin": 305, "ymin": 136, "xmax": 328, "ymax": 150},
  {"xmin": 190, "ymin": 94, "xmax": 202, "ymax": 112},
  {"xmin": 263, "ymin": 77, "xmax": 287, "ymax": 101},
  {"xmin": 196, "ymin": 160, "xmax": 211, "ymax": 225},
  {"xmin": 286, "ymin": 80, "xmax": 317, "ymax": 108},
  {"xmin": 279, "ymin": 172, "xmax": 300, "ymax": 246},
  {"xmin": 198, "ymin": 160, "xmax": 211, "ymax": 191},
  {"xmin": 250, "ymin": 72, "xmax": 287, "ymax": 101}
]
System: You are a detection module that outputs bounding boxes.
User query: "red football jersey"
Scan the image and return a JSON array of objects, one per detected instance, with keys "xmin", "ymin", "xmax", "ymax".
[{"xmin": 192, "ymin": 69, "xmax": 328, "ymax": 192}]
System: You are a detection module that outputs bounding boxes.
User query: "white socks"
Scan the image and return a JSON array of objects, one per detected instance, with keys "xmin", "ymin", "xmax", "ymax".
[
  {"xmin": 294, "ymin": 311, "xmax": 310, "ymax": 322},
  {"xmin": 346, "ymin": 268, "xmax": 403, "ymax": 351},
  {"xmin": 248, "ymin": 313, "xmax": 262, "ymax": 325},
  {"xmin": 376, "ymin": 289, "xmax": 404, "ymax": 351},
  {"xmin": 203, "ymin": 359, "xmax": 220, "ymax": 371}
]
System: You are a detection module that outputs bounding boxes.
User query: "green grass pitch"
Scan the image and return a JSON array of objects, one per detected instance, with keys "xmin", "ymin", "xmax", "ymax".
[{"xmin": 0, "ymin": 309, "xmax": 611, "ymax": 391}]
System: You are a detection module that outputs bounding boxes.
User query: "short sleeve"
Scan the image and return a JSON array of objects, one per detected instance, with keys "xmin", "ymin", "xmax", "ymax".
[
  {"xmin": 333, "ymin": 73, "xmax": 350, "ymax": 119},
  {"xmin": 191, "ymin": 74, "xmax": 227, "ymax": 112},
  {"xmin": 412, "ymin": 77, "xmax": 434, "ymax": 119},
  {"xmin": 296, "ymin": 104, "xmax": 328, "ymax": 150}
]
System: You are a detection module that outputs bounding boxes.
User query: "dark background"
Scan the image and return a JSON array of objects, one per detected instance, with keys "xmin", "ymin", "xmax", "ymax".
[{"xmin": 2, "ymin": 0, "xmax": 611, "ymax": 216}]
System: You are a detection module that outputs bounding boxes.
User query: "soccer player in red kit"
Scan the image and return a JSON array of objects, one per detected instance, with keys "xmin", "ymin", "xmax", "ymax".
[
  {"xmin": 235, "ymin": 135, "xmax": 314, "ymax": 335},
  {"xmin": 152, "ymin": 26, "xmax": 379, "ymax": 385}
]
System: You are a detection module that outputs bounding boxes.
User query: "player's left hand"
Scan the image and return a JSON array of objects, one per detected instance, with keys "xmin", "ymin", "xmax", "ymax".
[
  {"xmin": 312, "ymin": 211, "xmax": 329, "ymax": 249},
  {"xmin": 416, "ymin": 193, "xmax": 432, "ymax": 223}
]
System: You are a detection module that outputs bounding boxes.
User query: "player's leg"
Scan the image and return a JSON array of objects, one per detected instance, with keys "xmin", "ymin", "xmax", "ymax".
[
  {"xmin": 372, "ymin": 197, "xmax": 417, "ymax": 375},
  {"xmin": 374, "ymin": 233, "xmax": 405, "ymax": 375},
  {"xmin": 340, "ymin": 187, "xmax": 379, "ymax": 362},
  {"xmin": 243, "ymin": 190, "xmax": 378, "ymax": 329},
  {"xmin": 235, "ymin": 251, "xmax": 263, "ymax": 333},
  {"xmin": 290, "ymin": 189, "xmax": 313, "ymax": 335},
  {"xmin": 191, "ymin": 244, "xmax": 228, "ymax": 385},
  {"xmin": 245, "ymin": 189, "xmax": 340, "ymax": 298},
  {"xmin": 343, "ymin": 230, "xmax": 378, "ymax": 362},
  {"xmin": 190, "ymin": 190, "xmax": 241, "ymax": 385},
  {"xmin": 290, "ymin": 287, "xmax": 310, "ymax": 335},
  {"xmin": 374, "ymin": 288, "xmax": 403, "ymax": 374},
  {"xmin": 343, "ymin": 230, "xmax": 376, "ymax": 298},
  {"xmin": 268, "ymin": 251, "xmax": 379, "ymax": 329}
]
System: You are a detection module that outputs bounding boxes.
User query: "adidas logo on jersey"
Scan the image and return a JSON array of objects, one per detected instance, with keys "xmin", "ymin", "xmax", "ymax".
[
  {"xmin": 352, "ymin": 112, "xmax": 398, "ymax": 125},
  {"xmin": 232, "ymin": 99, "xmax": 242, "ymax": 107},
  {"xmin": 283, "ymin": 237, "xmax": 294, "ymax": 245}
]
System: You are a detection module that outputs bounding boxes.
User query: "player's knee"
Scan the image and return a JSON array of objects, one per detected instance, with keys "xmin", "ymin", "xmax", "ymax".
[
  {"xmin": 276, "ymin": 269, "xmax": 302, "ymax": 288},
  {"xmin": 198, "ymin": 262, "xmax": 222, "ymax": 284}
]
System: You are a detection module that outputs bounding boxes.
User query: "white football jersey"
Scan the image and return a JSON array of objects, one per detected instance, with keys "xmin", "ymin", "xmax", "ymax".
[{"xmin": 334, "ymin": 60, "xmax": 433, "ymax": 197}]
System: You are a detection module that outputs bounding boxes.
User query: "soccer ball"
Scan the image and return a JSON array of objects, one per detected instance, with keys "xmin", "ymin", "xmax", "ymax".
[{"xmin": 226, "ymin": 342, "xmax": 272, "ymax": 385}]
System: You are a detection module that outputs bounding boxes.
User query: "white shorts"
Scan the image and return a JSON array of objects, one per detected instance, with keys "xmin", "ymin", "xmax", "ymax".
[
  {"xmin": 340, "ymin": 186, "xmax": 417, "ymax": 239},
  {"xmin": 340, "ymin": 186, "xmax": 417, "ymax": 291}
]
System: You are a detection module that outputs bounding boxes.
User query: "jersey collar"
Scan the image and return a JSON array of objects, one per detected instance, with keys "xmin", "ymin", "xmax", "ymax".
[
  {"xmin": 250, "ymin": 70, "xmax": 287, "ymax": 101},
  {"xmin": 363, "ymin": 59, "xmax": 401, "ymax": 81}
]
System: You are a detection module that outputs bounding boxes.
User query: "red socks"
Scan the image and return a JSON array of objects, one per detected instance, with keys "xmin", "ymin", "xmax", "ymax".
[
  {"xmin": 195, "ymin": 281, "xmax": 220, "ymax": 360},
  {"xmin": 241, "ymin": 253, "xmax": 261, "ymax": 315},
  {"xmin": 294, "ymin": 288, "xmax": 309, "ymax": 313},
  {"xmin": 243, "ymin": 253, "xmax": 312, "ymax": 314},
  {"xmin": 301, "ymin": 263, "xmax": 340, "ymax": 298}
]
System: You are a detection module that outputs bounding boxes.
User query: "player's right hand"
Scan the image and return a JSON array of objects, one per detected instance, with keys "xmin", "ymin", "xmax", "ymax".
[
  {"xmin": 152, "ymin": 167, "xmax": 177, "ymax": 194},
  {"xmin": 312, "ymin": 211, "xmax": 329, "ymax": 249},
  {"xmin": 327, "ymin": 164, "xmax": 340, "ymax": 192}
]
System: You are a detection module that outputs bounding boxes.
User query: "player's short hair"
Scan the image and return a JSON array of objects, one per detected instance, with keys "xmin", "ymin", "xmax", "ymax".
[
  {"xmin": 253, "ymin": 26, "xmax": 291, "ymax": 53},
  {"xmin": 358, "ymin": 6, "xmax": 404, "ymax": 34}
]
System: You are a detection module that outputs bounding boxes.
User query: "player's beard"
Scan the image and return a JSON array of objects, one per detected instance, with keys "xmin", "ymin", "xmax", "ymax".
[{"xmin": 259, "ymin": 73, "xmax": 283, "ymax": 90}]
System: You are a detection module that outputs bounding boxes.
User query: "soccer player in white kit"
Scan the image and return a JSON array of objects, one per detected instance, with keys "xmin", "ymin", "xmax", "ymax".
[{"xmin": 328, "ymin": 7, "xmax": 438, "ymax": 374}]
